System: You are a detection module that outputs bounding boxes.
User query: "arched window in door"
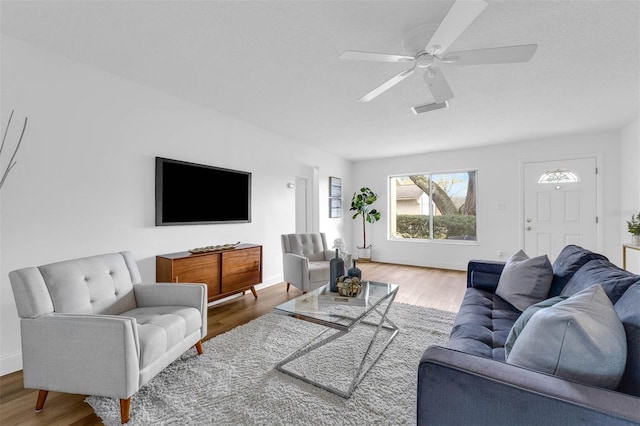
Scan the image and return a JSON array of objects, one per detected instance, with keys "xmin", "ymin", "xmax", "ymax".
[{"xmin": 537, "ymin": 168, "xmax": 581, "ymax": 184}]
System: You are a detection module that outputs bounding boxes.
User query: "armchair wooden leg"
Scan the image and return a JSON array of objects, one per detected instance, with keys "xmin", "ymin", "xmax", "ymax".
[
  {"xmin": 286, "ymin": 282, "xmax": 290, "ymax": 292},
  {"xmin": 35, "ymin": 390, "xmax": 48, "ymax": 412},
  {"xmin": 194, "ymin": 340, "xmax": 204, "ymax": 355},
  {"xmin": 120, "ymin": 398, "xmax": 131, "ymax": 424}
]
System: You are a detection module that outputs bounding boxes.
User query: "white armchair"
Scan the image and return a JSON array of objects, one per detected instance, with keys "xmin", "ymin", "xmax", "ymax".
[
  {"xmin": 281, "ymin": 233, "xmax": 349, "ymax": 293},
  {"xmin": 9, "ymin": 251, "xmax": 207, "ymax": 424}
]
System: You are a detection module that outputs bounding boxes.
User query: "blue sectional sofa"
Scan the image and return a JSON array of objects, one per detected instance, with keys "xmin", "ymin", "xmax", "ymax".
[{"xmin": 417, "ymin": 245, "xmax": 640, "ymax": 425}]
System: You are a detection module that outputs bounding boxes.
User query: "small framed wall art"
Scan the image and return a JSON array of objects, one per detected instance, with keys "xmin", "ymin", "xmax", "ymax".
[
  {"xmin": 330, "ymin": 197, "xmax": 342, "ymax": 218},
  {"xmin": 329, "ymin": 176, "xmax": 341, "ymax": 218},
  {"xmin": 329, "ymin": 176, "xmax": 341, "ymax": 198}
]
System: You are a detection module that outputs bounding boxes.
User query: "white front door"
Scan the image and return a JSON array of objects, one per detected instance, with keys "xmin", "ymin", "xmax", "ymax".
[{"xmin": 523, "ymin": 158, "xmax": 597, "ymax": 261}]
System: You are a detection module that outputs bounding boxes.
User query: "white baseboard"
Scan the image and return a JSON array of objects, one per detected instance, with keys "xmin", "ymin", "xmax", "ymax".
[
  {"xmin": 1, "ymin": 350, "xmax": 22, "ymax": 376},
  {"xmin": 372, "ymin": 255, "xmax": 466, "ymax": 272}
]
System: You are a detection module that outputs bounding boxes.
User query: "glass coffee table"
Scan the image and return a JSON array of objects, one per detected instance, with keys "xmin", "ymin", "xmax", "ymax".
[{"xmin": 274, "ymin": 281, "xmax": 399, "ymax": 398}]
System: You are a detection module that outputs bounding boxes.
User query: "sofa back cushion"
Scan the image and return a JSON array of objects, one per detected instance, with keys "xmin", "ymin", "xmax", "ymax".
[
  {"xmin": 560, "ymin": 259, "xmax": 639, "ymax": 304},
  {"xmin": 10, "ymin": 252, "xmax": 140, "ymax": 318},
  {"xmin": 614, "ymin": 283, "xmax": 640, "ymax": 396},
  {"xmin": 549, "ymin": 245, "xmax": 608, "ymax": 297},
  {"xmin": 281, "ymin": 233, "xmax": 328, "ymax": 262}
]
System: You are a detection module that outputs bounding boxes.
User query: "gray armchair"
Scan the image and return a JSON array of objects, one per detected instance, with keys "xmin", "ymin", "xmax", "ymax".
[
  {"xmin": 9, "ymin": 251, "xmax": 207, "ymax": 424},
  {"xmin": 281, "ymin": 233, "xmax": 348, "ymax": 293}
]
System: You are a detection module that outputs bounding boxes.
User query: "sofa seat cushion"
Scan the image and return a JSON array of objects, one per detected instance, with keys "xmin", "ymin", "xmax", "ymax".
[
  {"xmin": 447, "ymin": 288, "xmax": 521, "ymax": 360},
  {"xmin": 308, "ymin": 261, "xmax": 329, "ymax": 283},
  {"xmin": 560, "ymin": 259, "xmax": 639, "ymax": 304},
  {"xmin": 122, "ymin": 306, "xmax": 202, "ymax": 369}
]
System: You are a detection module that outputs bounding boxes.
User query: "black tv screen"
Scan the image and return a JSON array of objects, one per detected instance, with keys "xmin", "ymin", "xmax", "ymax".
[{"xmin": 155, "ymin": 157, "xmax": 251, "ymax": 225}]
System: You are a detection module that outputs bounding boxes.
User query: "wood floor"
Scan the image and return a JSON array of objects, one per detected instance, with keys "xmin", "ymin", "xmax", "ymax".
[{"xmin": 0, "ymin": 262, "xmax": 465, "ymax": 426}]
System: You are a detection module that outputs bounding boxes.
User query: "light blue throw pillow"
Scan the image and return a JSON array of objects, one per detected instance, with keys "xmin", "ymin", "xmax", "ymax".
[
  {"xmin": 504, "ymin": 296, "xmax": 567, "ymax": 359},
  {"xmin": 506, "ymin": 284, "xmax": 627, "ymax": 389},
  {"xmin": 495, "ymin": 250, "xmax": 553, "ymax": 311}
]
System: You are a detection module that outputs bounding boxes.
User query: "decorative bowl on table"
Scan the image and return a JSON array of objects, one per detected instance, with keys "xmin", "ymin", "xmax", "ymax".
[
  {"xmin": 189, "ymin": 242, "xmax": 241, "ymax": 253},
  {"xmin": 336, "ymin": 276, "xmax": 362, "ymax": 297}
]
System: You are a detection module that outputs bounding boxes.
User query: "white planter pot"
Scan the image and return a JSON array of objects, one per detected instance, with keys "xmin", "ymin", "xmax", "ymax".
[
  {"xmin": 357, "ymin": 246, "xmax": 371, "ymax": 262},
  {"xmin": 632, "ymin": 235, "xmax": 640, "ymax": 246}
]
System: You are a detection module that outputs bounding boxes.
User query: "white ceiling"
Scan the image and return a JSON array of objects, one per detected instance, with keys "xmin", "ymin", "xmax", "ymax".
[{"xmin": 1, "ymin": 0, "xmax": 639, "ymax": 160}]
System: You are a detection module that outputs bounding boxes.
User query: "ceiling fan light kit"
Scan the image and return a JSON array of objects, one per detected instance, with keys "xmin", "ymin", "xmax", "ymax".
[
  {"xmin": 411, "ymin": 101, "xmax": 449, "ymax": 115},
  {"xmin": 339, "ymin": 0, "xmax": 538, "ymax": 111}
]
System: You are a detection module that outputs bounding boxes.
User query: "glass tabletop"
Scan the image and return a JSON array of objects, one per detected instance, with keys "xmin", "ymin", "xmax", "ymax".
[{"xmin": 274, "ymin": 281, "xmax": 399, "ymax": 331}]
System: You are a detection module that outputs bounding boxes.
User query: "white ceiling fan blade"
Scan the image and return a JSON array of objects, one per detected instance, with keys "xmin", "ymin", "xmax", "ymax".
[
  {"xmin": 424, "ymin": 67, "xmax": 454, "ymax": 103},
  {"xmin": 441, "ymin": 44, "xmax": 538, "ymax": 65},
  {"xmin": 339, "ymin": 50, "xmax": 415, "ymax": 63},
  {"xmin": 426, "ymin": 0, "xmax": 488, "ymax": 54},
  {"xmin": 359, "ymin": 68, "xmax": 415, "ymax": 102}
]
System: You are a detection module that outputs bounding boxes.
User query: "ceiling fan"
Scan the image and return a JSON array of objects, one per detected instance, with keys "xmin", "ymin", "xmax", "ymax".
[{"xmin": 339, "ymin": 0, "xmax": 537, "ymax": 109}]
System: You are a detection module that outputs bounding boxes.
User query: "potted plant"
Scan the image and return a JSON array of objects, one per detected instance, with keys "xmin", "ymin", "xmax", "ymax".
[
  {"xmin": 628, "ymin": 211, "xmax": 640, "ymax": 245},
  {"xmin": 350, "ymin": 187, "xmax": 381, "ymax": 262}
]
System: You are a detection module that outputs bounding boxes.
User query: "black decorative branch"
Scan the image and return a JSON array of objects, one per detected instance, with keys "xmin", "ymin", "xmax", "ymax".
[{"xmin": 0, "ymin": 110, "xmax": 28, "ymax": 190}]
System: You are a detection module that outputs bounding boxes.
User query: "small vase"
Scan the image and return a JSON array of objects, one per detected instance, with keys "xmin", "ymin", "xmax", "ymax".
[
  {"xmin": 632, "ymin": 235, "xmax": 640, "ymax": 246},
  {"xmin": 347, "ymin": 260, "xmax": 362, "ymax": 280},
  {"xmin": 329, "ymin": 249, "xmax": 344, "ymax": 292}
]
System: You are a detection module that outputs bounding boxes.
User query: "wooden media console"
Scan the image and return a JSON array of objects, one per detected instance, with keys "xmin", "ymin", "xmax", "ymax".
[{"xmin": 156, "ymin": 243, "xmax": 262, "ymax": 302}]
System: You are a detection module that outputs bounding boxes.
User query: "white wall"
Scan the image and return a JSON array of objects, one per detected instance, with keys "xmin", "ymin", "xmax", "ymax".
[
  {"xmin": 619, "ymin": 118, "xmax": 640, "ymax": 273},
  {"xmin": 351, "ymin": 132, "xmax": 622, "ymax": 270},
  {"xmin": 0, "ymin": 37, "xmax": 352, "ymax": 374},
  {"xmin": 1, "ymin": 34, "xmax": 635, "ymax": 376}
]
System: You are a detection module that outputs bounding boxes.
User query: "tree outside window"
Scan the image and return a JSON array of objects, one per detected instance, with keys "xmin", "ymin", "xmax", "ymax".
[{"xmin": 389, "ymin": 170, "xmax": 477, "ymax": 241}]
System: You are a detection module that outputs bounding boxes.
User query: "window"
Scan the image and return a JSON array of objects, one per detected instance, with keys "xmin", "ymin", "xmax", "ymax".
[
  {"xmin": 389, "ymin": 170, "xmax": 477, "ymax": 242},
  {"xmin": 537, "ymin": 168, "xmax": 580, "ymax": 184}
]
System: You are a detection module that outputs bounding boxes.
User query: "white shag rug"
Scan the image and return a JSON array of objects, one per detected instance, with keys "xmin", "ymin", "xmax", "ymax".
[{"xmin": 86, "ymin": 303, "xmax": 455, "ymax": 425}]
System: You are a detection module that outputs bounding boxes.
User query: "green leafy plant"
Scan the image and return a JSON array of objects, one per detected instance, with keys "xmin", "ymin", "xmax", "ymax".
[
  {"xmin": 628, "ymin": 212, "xmax": 640, "ymax": 236},
  {"xmin": 395, "ymin": 214, "xmax": 476, "ymax": 239},
  {"xmin": 350, "ymin": 187, "xmax": 381, "ymax": 248}
]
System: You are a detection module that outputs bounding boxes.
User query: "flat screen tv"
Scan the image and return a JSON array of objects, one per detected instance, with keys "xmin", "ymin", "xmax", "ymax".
[{"xmin": 155, "ymin": 157, "xmax": 251, "ymax": 225}]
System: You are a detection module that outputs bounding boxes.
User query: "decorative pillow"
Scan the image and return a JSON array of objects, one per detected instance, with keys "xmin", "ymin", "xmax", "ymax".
[
  {"xmin": 506, "ymin": 284, "xmax": 627, "ymax": 390},
  {"xmin": 504, "ymin": 296, "xmax": 566, "ymax": 359},
  {"xmin": 495, "ymin": 250, "xmax": 553, "ymax": 311}
]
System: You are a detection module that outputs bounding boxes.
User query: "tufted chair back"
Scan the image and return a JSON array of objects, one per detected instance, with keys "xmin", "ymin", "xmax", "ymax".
[
  {"xmin": 10, "ymin": 252, "xmax": 140, "ymax": 318},
  {"xmin": 281, "ymin": 233, "xmax": 330, "ymax": 262}
]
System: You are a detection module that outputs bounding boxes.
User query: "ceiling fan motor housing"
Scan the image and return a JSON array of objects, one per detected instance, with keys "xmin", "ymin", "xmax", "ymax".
[{"xmin": 416, "ymin": 52, "xmax": 435, "ymax": 68}]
